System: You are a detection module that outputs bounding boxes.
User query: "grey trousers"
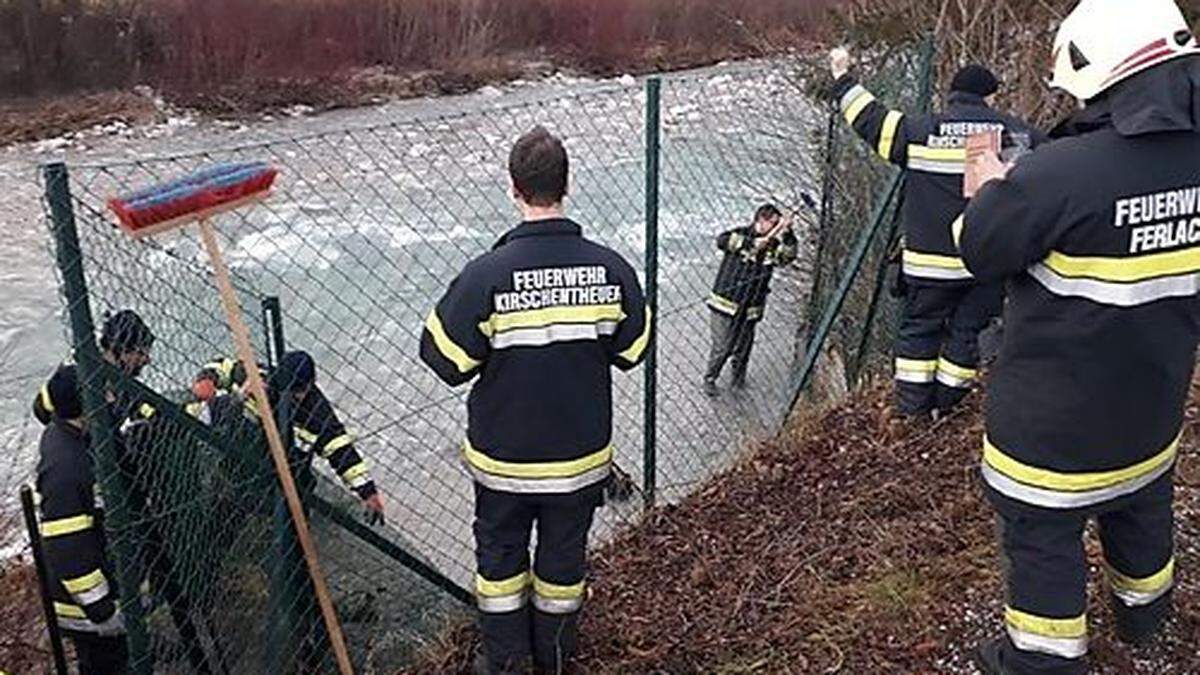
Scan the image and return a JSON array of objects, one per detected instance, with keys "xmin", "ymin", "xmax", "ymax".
[{"xmin": 705, "ymin": 312, "xmax": 757, "ymax": 384}]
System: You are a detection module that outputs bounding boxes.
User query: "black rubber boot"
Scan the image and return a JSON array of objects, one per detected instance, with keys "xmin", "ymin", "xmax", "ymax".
[
  {"xmin": 972, "ymin": 636, "xmax": 1008, "ymax": 675},
  {"xmin": 1112, "ymin": 590, "xmax": 1172, "ymax": 646}
]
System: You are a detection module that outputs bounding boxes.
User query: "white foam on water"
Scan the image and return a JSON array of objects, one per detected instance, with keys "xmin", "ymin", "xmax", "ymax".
[{"xmin": 229, "ymin": 222, "xmax": 340, "ymax": 271}]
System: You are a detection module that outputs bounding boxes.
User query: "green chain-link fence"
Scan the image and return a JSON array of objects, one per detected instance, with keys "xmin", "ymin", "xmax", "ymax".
[{"xmin": 2, "ymin": 40, "xmax": 932, "ymax": 673}]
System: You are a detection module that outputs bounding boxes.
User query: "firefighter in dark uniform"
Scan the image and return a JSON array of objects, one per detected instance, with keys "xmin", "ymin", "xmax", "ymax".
[
  {"xmin": 33, "ymin": 310, "xmax": 155, "ymax": 425},
  {"xmin": 704, "ymin": 204, "xmax": 798, "ymax": 396},
  {"xmin": 36, "ymin": 365, "xmax": 129, "ymax": 675},
  {"xmin": 33, "ymin": 310, "xmax": 222, "ymax": 673},
  {"xmin": 957, "ymin": 1, "xmax": 1200, "ymax": 671},
  {"xmin": 420, "ymin": 126, "xmax": 651, "ymax": 674},
  {"xmin": 829, "ymin": 50, "xmax": 1045, "ymax": 417},
  {"xmin": 187, "ymin": 351, "xmax": 385, "ymax": 521}
]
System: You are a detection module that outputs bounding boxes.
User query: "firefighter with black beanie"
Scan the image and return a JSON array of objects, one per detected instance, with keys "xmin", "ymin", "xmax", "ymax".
[
  {"xmin": 957, "ymin": 1, "xmax": 1200, "ymax": 671},
  {"xmin": 33, "ymin": 309, "xmax": 155, "ymax": 424},
  {"xmin": 829, "ymin": 50, "xmax": 1045, "ymax": 418},
  {"xmin": 35, "ymin": 365, "xmax": 129, "ymax": 674},
  {"xmin": 420, "ymin": 126, "xmax": 651, "ymax": 674}
]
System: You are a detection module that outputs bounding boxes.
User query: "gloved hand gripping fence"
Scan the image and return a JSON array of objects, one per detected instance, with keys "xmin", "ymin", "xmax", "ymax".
[{"xmin": 107, "ymin": 163, "xmax": 356, "ymax": 675}]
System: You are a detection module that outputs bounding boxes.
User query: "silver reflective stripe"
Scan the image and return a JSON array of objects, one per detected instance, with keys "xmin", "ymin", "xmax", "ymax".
[
  {"xmin": 1029, "ymin": 263, "xmax": 1200, "ymax": 307},
  {"xmin": 895, "ymin": 371, "xmax": 935, "ymax": 384},
  {"xmin": 491, "ymin": 321, "xmax": 618, "ymax": 349},
  {"xmin": 72, "ymin": 579, "xmax": 111, "ymax": 607},
  {"xmin": 936, "ymin": 371, "xmax": 973, "ymax": 389},
  {"xmin": 1006, "ymin": 626, "xmax": 1088, "ymax": 660},
  {"xmin": 468, "ymin": 463, "xmax": 612, "ymax": 495},
  {"xmin": 477, "ymin": 591, "xmax": 528, "ymax": 614},
  {"xmin": 907, "ymin": 159, "xmax": 965, "ymax": 175},
  {"xmin": 981, "ymin": 457, "xmax": 1175, "ymax": 510},
  {"xmin": 59, "ymin": 613, "xmax": 125, "ymax": 636},
  {"xmin": 839, "ymin": 84, "xmax": 871, "ymax": 112},
  {"xmin": 903, "ymin": 262, "xmax": 974, "ymax": 281},
  {"xmin": 1112, "ymin": 581, "xmax": 1173, "ymax": 608},
  {"xmin": 533, "ymin": 595, "xmax": 584, "ymax": 614}
]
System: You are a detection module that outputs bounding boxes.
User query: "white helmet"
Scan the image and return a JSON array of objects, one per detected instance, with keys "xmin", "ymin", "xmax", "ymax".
[{"xmin": 1051, "ymin": 0, "xmax": 1200, "ymax": 101}]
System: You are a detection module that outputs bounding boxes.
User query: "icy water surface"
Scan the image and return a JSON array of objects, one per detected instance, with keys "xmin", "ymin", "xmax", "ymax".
[{"xmin": 0, "ymin": 60, "xmax": 824, "ymax": 594}]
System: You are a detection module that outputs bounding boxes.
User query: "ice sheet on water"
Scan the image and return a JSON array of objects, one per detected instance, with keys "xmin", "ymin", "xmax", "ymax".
[
  {"xmin": 381, "ymin": 223, "xmax": 475, "ymax": 250},
  {"xmin": 229, "ymin": 222, "xmax": 341, "ymax": 271}
]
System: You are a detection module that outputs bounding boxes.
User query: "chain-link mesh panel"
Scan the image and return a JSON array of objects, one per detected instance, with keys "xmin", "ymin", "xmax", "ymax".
[
  {"xmin": 802, "ymin": 40, "xmax": 935, "ymax": 392},
  {"xmin": 653, "ymin": 62, "xmax": 825, "ymax": 500},
  {"xmin": 14, "ymin": 50, "xmax": 932, "ymax": 671}
]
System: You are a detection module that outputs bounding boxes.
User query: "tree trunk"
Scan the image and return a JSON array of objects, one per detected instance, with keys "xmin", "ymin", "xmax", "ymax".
[{"xmin": 18, "ymin": 0, "xmax": 42, "ymax": 93}]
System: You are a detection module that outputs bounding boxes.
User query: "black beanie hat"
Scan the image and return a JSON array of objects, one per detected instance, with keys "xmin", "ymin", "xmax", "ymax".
[
  {"xmin": 951, "ymin": 64, "xmax": 1001, "ymax": 97},
  {"xmin": 48, "ymin": 365, "xmax": 83, "ymax": 421},
  {"xmin": 100, "ymin": 309, "xmax": 155, "ymax": 354}
]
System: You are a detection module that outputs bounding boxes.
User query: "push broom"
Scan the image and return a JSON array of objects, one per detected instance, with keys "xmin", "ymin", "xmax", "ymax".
[{"xmin": 108, "ymin": 162, "xmax": 354, "ymax": 675}]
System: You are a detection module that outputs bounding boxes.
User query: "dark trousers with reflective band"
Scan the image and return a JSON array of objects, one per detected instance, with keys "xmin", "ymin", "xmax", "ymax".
[
  {"xmin": 70, "ymin": 633, "xmax": 129, "ymax": 675},
  {"xmin": 895, "ymin": 281, "xmax": 1000, "ymax": 415},
  {"xmin": 705, "ymin": 311, "xmax": 757, "ymax": 385},
  {"xmin": 988, "ymin": 473, "xmax": 1174, "ymax": 675},
  {"xmin": 474, "ymin": 483, "xmax": 600, "ymax": 672}
]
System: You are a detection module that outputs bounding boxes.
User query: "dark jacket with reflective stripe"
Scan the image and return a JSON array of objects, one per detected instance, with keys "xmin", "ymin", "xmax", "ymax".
[
  {"xmin": 196, "ymin": 357, "xmax": 377, "ymax": 499},
  {"xmin": 420, "ymin": 218, "xmax": 650, "ymax": 492},
  {"xmin": 709, "ymin": 225, "xmax": 798, "ymax": 320},
  {"xmin": 833, "ymin": 75, "xmax": 1045, "ymax": 285},
  {"xmin": 960, "ymin": 56, "xmax": 1200, "ymax": 506},
  {"xmin": 36, "ymin": 421, "xmax": 121, "ymax": 634}
]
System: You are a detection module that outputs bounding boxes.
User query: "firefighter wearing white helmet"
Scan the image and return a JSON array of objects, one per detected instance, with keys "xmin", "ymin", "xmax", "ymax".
[{"xmin": 956, "ymin": 0, "xmax": 1200, "ymax": 672}]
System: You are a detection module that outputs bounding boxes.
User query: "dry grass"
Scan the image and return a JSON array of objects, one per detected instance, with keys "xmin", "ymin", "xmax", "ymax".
[{"xmin": 405, "ymin": 379, "xmax": 1200, "ymax": 674}]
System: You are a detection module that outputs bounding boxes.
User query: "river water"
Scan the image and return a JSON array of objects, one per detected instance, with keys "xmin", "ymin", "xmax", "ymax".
[{"xmin": 0, "ymin": 59, "xmax": 825, "ymax": 595}]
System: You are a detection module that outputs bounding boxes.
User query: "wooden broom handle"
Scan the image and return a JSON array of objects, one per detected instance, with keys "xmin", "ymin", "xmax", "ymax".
[{"xmin": 198, "ymin": 219, "xmax": 355, "ymax": 675}]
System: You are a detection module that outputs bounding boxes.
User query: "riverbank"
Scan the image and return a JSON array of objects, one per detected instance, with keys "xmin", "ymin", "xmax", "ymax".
[{"xmin": 0, "ymin": 40, "xmax": 821, "ymax": 149}]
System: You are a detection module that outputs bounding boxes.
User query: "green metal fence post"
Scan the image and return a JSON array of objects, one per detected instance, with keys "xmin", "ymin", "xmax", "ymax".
[
  {"xmin": 643, "ymin": 76, "xmax": 661, "ymax": 510},
  {"xmin": 43, "ymin": 161, "xmax": 152, "ymax": 673},
  {"xmin": 788, "ymin": 174, "xmax": 904, "ymax": 412}
]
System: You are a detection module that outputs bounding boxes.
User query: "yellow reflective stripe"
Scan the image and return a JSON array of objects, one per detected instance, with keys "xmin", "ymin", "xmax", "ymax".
[
  {"xmin": 63, "ymin": 569, "xmax": 106, "ymax": 594},
  {"xmin": 533, "ymin": 575, "xmax": 585, "ymax": 599},
  {"xmin": 475, "ymin": 571, "xmax": 531, "ymax": 597},
  {"xmin": 340, "ymin": 462, "xmax": 369, "ymax": 482},
  {"xmin": 54, "ymin": 602, "xmax": 87, "ymax": 619},
  {"xmin": 40, "ymin": 514, "xmax": 94, "ymax": 538},
  {"xmin": 728, "ymin": 233, "xmax": 745, "ymax": 252},
  {"xmin": 844, "ymin": 90, "xmax": 876, "ymax": 125},
  {"xmin": 1109, "ymin": 558, "xmax": 1174, "ymax": 593},
  {"xmin": 902, "ymin": 250, "xmax": 968, "ymax": 270},
  {"xmin": 40, "ymin": 384, "xmax": 54, "ymax": 413},
  {"xmin": 486, "ymin": 304, "xmax": 625, "ymax": 334},
  {"xmin": 1043, "ymin": 247, "xmax": 1200, "ymax": 283},
  {"xmin": 294, "ymin": 427, "xmax": 318, "ymax": 444},
  {"xmin": 707, "ymin": 293, "xmax": 738, "ymax": 315},
  {"xmin": 464, "ymin": 442, "xmax": 613, "ymax": 479},
  {"xmin": 1005, "ymin": 607, "xmax": 1086, "ymax": 639},
  {"xmin": 137, "ymin": 403, "xmax": 155, "ymax": 419},
  {"xmin": 877, "ymin": 110, "xmax": 904, "ymax": 160},
  {"xmin": 895, "ymin": 358, "xmax": 937, "ymax": 374},
  {"xmin": 951, "ymin": 214, "xmax": 966, "ymax": 250},
  {"xmin": 983, "ymin": 435, "xmax": 1178, "ymax": 493},
  {"xmin": 618, "ymin": 308, "xmax": 653, "ymax": 364},
  {"xmin": 908, "ymin": 145, "xmax": 967, "ymax": 162},
  {"xmin": 184, "ymin": 402, "xmax": 204, "ymax": 418},
  {"xmin": 323, "ymin": 433, "xmax": 354, "ymax": 458},
  {"xmin": 425, "ymin": 310, "xmax": 482, "ymax": 374},
  {"xmin": 936, "ymin": 358, "xmax": 976, "ymax": 380}
]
